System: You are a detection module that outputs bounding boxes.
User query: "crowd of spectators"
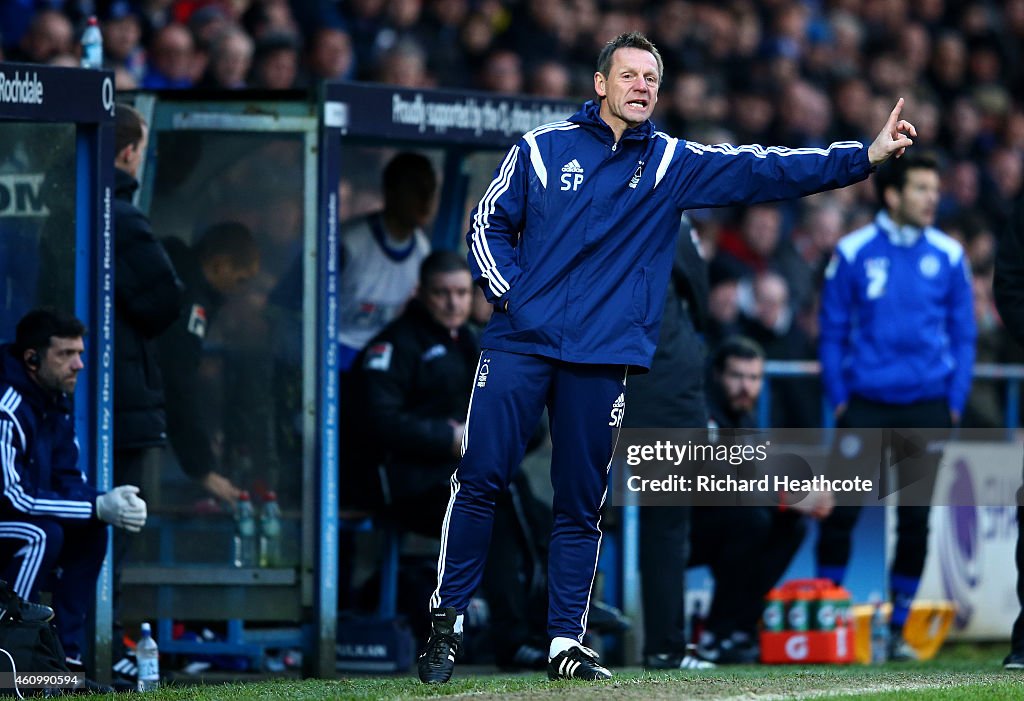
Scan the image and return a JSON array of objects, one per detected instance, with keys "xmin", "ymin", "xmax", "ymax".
[{"xmin": 3, "ymin": 0, "xmax": 1021, "ymax": 425}]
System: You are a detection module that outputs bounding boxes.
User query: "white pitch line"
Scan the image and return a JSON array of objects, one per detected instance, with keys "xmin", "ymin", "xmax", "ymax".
[{"xmin": 717, "ymin": 680, "xmax": 992, "ymax": 701}]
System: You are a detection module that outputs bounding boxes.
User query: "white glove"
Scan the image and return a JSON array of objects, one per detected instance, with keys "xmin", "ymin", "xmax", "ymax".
[
  {"xmin": 122, "ymin": 488, "xmax": 148, "ymax": 531},
  {"xmin": 95, "ymin": 485, "xmax": 148, "ymax": 532}
]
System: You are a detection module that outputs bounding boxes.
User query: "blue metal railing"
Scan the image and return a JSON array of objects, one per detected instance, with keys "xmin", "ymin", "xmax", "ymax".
[{"xmin": 759, "ymin": 361, "xmax": 1024, "ymax": 436}]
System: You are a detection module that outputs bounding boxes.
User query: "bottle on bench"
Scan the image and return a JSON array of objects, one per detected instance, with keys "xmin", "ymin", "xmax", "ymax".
[
  {"xmin": 233, "ymin": 491, "xmax": 257, "ymax": 568},
  {"xmin": 259, "ymin": 491, "xmax": 282, "ymax": 568},
  {"xmin": 136, "ymin": 622, "xmax": 160, "ymax": 691}
]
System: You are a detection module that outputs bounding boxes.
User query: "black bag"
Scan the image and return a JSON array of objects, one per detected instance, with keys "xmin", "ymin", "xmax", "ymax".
[{"xmin": 0, "ymin": 580, "xmax": 70, "ymax": 699}]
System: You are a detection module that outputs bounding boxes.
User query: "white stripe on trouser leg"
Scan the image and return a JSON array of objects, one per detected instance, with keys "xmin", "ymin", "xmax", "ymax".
[
  {"xmin": 460, "ymin": 354, "xmax": 484, "ymax": 458},
  {"xmin": 579, "ymin": 368, "xmax": 628, "ymax": 638},
  {"xmin": 430, "ymin": 354, "xmax": 484, "ymax": 610},
  {"xmin": 4, "ymin": 525, "xmax": 44, "ymax": 599},
  {"xmin": 0, "ymin": 523, "xmax": 46, "ymax": 599},
  {"xmin": 12, "ymin": 543, "xmax": 37, "ymax": 599},
  {"xmin": 10, "ymin": 525, "xmax": 45, "ymax": 599},
  {"xmin": 429, "ymin": 473, "xmax": 461, "ymax": 611}
]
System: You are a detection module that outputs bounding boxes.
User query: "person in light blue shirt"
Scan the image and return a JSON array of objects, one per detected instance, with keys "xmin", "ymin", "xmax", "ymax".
[{"xmin": 817, "ymin": 151, "xmax": 975, "ymax": 660}]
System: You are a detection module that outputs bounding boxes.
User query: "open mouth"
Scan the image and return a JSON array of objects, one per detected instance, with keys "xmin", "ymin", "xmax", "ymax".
[{"xmin": 627, "ymin": 100, "xmax": 648, "ymax": 109}]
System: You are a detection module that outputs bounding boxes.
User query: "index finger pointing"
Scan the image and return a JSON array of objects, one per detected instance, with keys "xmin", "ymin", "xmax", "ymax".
[{"xmin": 887, "ymin": 97, "xmax": 905, "ymax": 129}]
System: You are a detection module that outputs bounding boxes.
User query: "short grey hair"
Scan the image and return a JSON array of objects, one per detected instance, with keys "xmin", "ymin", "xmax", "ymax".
[{"xmin": 596, "ymin": 31, "xmax": 663, "ymax": 82}]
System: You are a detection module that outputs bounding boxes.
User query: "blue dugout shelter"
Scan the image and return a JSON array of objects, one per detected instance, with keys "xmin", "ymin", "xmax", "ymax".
[
  {"xmin": 110, "ymin": 83, "xmax": 575, "ymax": 678},
  {"xmin": 0, "ymin": 62, "xmax": 116, "ymax": 675},
  {"xmin": 319, "ymin": 81, "xmax": 575, "ymax": 674}
]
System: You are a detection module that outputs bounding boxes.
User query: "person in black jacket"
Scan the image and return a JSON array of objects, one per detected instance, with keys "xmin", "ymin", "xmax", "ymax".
[
  {"xmin": 111, "ymin": 104, "xmax": 184, "ymax": 684},
  {"xmin": 626, "ymin": 217, "xmax": 715, "ymax": 670},
  {"xmin": 112, "ymin": 104, "xmax": 184, "ymax": 498},
  {"xmin": 690, "ymin": 336, "xmax": 830, "ymax": 663},
  {"xmin": 993, "ymin": 196, "xmax": 1024, "ymax": 669},
  {"xmin": 350, "ymin": 251, "xmax": 479, "ymax": 526},
  {"xmin": 348, "ymin": 251, "xmax": 551, "ymax": 669},
  {"xmin": 736, "ymin": 271, "xmax": 819, "ymax": 428},
  {"xmin": 157, "ymin": 222, "xmax": 259, "ymax": 503}
]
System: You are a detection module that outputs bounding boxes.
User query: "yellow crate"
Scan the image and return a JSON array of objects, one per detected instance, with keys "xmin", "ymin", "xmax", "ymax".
[{"xmin": 850, "ymin": 601, "xmax": 956, "ymax": 663}]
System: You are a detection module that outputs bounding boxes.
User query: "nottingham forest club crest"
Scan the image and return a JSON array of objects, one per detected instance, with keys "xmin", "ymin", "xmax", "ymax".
[
  {"xmin": 629, "ymin": 161, "xmax": 643, "ymax": 189},
  {"xmin": 476, "ymin": 357, "xmax": 491, "ymax": 388}
]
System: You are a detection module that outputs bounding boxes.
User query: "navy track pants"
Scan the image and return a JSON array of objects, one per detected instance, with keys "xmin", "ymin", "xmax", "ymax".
[
  {"xmin": 430, "ymin": 349, "xmax": 626, "ymax": 642},
  {"xmin": 0, "ymin": 517, "xmax": 107, "ymax": 658}
]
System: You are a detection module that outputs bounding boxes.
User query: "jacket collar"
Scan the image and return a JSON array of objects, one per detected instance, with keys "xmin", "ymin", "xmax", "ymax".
[
  {"xmin": 0, "ymin": 345, "xmax": 71, "ymax": 414},
  {"xmin": 569, "ymin": 100, "xmax": 655, "ymax": 146},
  {"xmin": 875, "ymin": 210, "xmax": 924, "ymax": 247},
  {"xmin": 114, "ymin": 167, "xmax": 140, "ymax": 201}
]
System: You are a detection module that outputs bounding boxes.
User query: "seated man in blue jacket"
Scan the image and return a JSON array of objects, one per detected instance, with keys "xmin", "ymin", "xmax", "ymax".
[
  {"xmin": 418, "ymin": 30, "xmax": 918, "ymax": 684},
  {"xmin": 0, "ymin": 309, "xmax": 147, "ymax": 670}
]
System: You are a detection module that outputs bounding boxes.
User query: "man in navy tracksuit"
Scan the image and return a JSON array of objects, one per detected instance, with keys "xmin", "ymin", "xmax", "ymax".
[
  {"xmin": 816, "ymin": 152, "xmax": 975, "ymax": 660},
  {"xmin": 418, "ymin": 30, "xmax": 918, "ymax": 684},
  {"xmin": 0, "ymin": 309, "xmax": 148, "ymax": 669}
]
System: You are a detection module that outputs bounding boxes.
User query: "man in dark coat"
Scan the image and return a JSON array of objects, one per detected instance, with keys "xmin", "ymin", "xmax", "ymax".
[
  {"xmin": 993, "ymin": 196, "xmax": 1024, "ymax": 669},
  {"xmin": 736, "ymin": 271, "xmax": 819, "ymax": 427},
  {"xmin": 348, "ymin": 251, "xmax": 551, "ymax": 669},
  {"xmin": 626, "ymin": 217, "xmax": 714, "ymax": 670},
  {"xmin": 352, "ymin": 252, "xmax": 479, "ymax": 529},
  {"xmin": 111, "ymin": 104, "xmax": 184, "ymax": 684},
  {"xmin": 158, "ymin": 222, "xmax": 259, "ymax": 503},
  {"xmin": 690, "ymin": 336, "xmax": 828, "ymax": 663},
  {"xmin": 112, "ymin": 104, "xmax": 184, "ymax": 494}
]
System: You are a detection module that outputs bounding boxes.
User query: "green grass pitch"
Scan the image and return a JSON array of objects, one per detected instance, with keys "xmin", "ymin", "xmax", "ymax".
[{"xmin": 77, "ymin": 645, "xmax": 1024, "ymax": 700}]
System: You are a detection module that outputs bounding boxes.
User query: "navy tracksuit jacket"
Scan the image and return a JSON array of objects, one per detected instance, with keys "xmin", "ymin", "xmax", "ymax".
[
  {"xmin": 0, "ymin": 345, "xmax": 106, "ymax": 659},
  {"xmin": 435, "ymin": 100, "xmax": 874, "ymax": 642}
]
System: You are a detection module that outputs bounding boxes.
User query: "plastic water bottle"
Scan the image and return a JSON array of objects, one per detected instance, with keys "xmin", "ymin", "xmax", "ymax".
[
  {"xmin": 233, "ymin": 491, "xmax": 257, "ymax": 567},
  {"xmin": 80, "ymin": 16, "xmax": 103, "ymax": 69},
  {"xmin": 870, "ymin": 599, "xmax": 889, "ymax": 664},
  {"xmin": 259, "ymin": 491, "xmax": 282, "ymax": 567},
  {"xmin": 136, "ymin": 622, "xmax": 160, "ymax": 691}
]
